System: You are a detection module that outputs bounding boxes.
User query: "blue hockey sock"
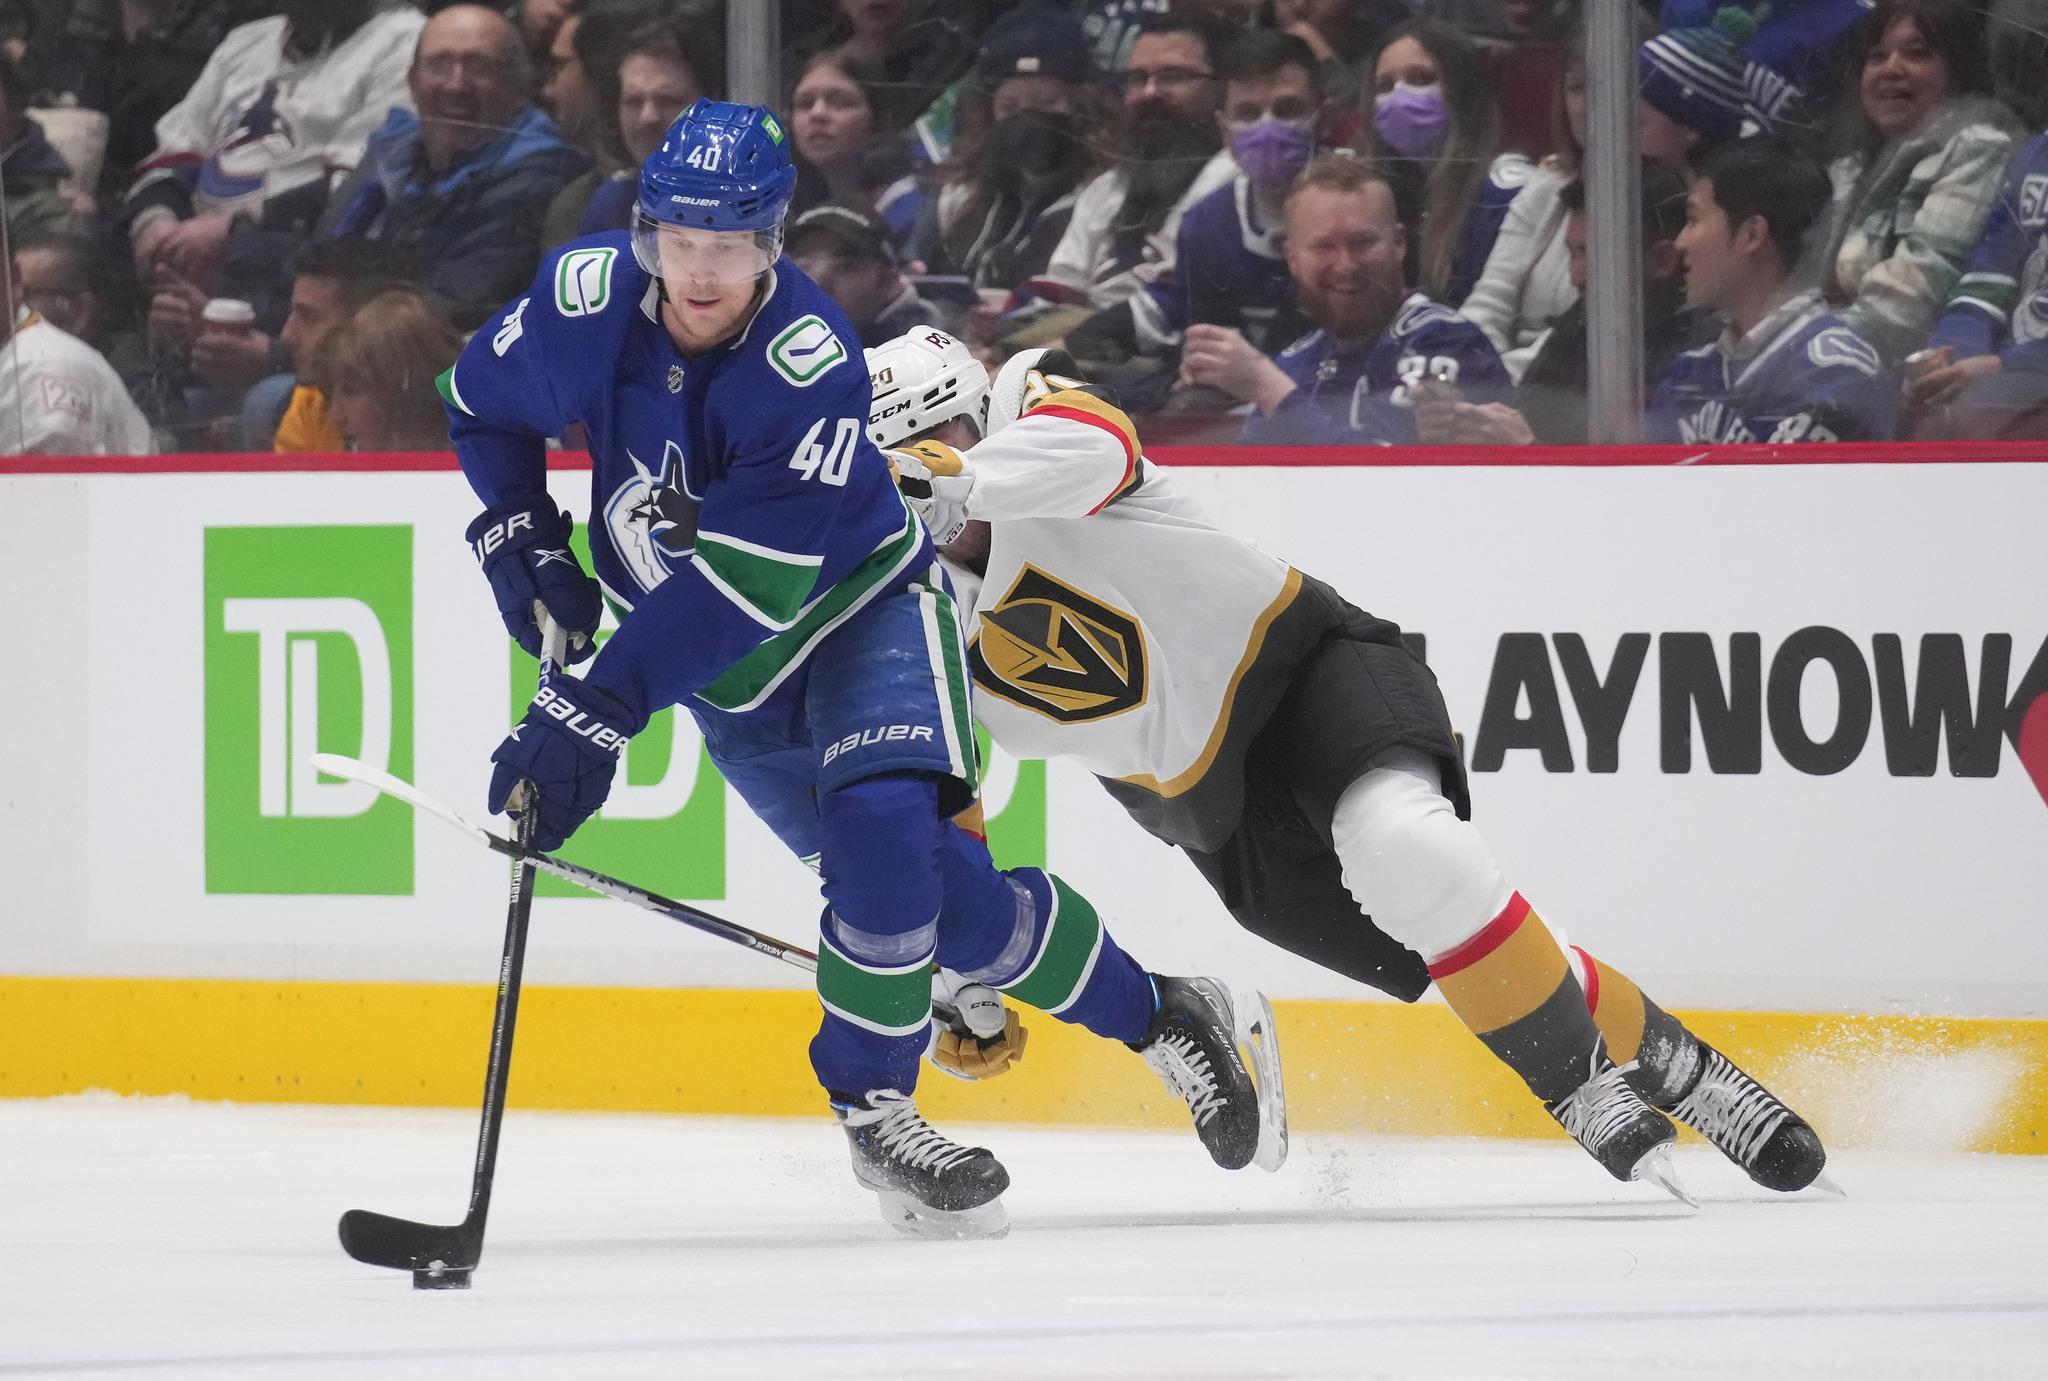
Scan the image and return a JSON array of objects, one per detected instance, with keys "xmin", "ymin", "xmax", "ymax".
[
  {"xmin": 937, "ymin": 852, "xmax": 1154, "ymax": 1046},
  {"xmin": 808, "ymin": 773, "xmax": 944, "ymax": 1099}
]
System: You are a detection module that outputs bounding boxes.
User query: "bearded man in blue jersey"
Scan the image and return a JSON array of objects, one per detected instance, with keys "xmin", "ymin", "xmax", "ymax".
[{"xmin": 438, "ymin": 100, "xmax": 1281, "ymax": 1239}]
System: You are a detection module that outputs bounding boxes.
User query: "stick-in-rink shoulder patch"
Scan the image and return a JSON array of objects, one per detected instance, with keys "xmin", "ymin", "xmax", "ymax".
[{"xmin": 767, "ymin": 314, "xmax": 847, "ymax": 387}]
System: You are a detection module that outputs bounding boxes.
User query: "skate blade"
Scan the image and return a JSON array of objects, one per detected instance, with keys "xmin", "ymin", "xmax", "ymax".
[
  {"xmin": 1631, "ymin": 1145, "xmax": 1699, "ymax": 1208},
  {"xmin": 1807, "ymin": 1171, "xmax": 1848, "ymax": 1199},
  {"xmin": 872, "ymin": 1189, "xmax": 1009, "ymax": 1241},
  {"xmin": 1232, "ymin": 985, "xmax": 1289, "ymax": 1173}
]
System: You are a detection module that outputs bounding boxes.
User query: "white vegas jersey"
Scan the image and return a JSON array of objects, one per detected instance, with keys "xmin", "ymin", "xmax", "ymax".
[
  {"xmin": 0, "ymin": 312, "xmax": 153, "ymax": 455},
  {"xmin": 944, "ymin": 383, "xmax": 1335, "ymax": 851}
]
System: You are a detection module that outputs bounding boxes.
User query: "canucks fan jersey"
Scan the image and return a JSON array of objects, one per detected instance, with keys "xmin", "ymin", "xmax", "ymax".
[
  {"xmin": 1241, "ymin": 293, "xmax": 1512, "ymax": 445},
  {"xmin": 1448, "ymin": 155, "xmax": 1533, "ymax": 308},
  {"xmin": 1648, "ymin": 289, "xmax": 1897, "ymax": 444},
  {"xmin": 442, "ymin": 232, "xmax": 928, "ymax": 720},
  {"xmin": 1929, "ymin": 133, "xmax": 2048, "ymax": 370},
  {"xmin": 946, "ymin": 372, "xmax": 1342, "ymax": 851},
  {"xmin": 1130, "ymin": 176, "xmax": 1301, "ymax": 353}
]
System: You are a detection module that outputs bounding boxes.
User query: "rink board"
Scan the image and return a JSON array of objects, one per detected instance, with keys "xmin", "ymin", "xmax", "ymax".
[{"xmin": 4, "ymin": 451, "xmax": 2046, "ymax": 1151}]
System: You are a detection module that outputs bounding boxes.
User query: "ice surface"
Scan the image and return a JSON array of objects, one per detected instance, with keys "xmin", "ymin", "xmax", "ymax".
[{"xmin": 2, "ymin": 1096, "xmax": 2043, "ymax": 1379}]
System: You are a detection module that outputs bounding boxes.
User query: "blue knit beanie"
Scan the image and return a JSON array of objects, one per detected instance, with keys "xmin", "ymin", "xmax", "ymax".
[{"xmin": 1637, "ymin": 7, "xmax": 1760, "ymax": 144}]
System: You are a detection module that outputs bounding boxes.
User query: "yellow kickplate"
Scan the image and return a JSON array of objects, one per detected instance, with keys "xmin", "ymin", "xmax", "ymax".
[{"xmin": 3, "ymin": 978, "xmax": 2042, "ymax": 1154}]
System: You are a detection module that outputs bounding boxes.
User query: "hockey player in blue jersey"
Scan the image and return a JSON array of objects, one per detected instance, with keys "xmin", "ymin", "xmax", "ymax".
[
  {"xmin": 1179, "ymin": 155, "xmax": 1510, "ymax": 445},
  {"xmin": 1906, "ymin": 132, "xmax": 2048, "ymax": 437},
  {"xmin": 1651, "ymin": 138, "xmax": 1897, "ymax": 445},
  {"xmin": 440, "ymin": 100, "xmax": 1279, "ymax": 1238}
]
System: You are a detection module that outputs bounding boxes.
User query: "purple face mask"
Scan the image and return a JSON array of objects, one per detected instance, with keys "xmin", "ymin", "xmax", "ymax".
[
  {"xmin": 1373, "ymin": 82, "xmax": 1449, "ymax": 158},
  {"xmin": 1230, "ymin": 117, "xmax": 1316, "ymax": 189}
]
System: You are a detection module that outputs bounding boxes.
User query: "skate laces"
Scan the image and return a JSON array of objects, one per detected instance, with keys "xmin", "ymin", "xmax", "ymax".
[
  {"xmin": 1144, "ymin": 1027, "xmax": 1226, "ymax": 1127},
  {"xmin": 848, "ymin": 1090, "xmax": 979, "ymax": 1173},
  {"xmin": 1552, "ymin": 1056, "xmax": 1650, "ymax": 1153},
  {"xmin": 1671, "ymin": 1051, "xmax": 1788, "ymax": 1166}
]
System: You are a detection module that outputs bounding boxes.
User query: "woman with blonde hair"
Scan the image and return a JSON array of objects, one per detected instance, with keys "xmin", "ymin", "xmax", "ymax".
[{"xmin": 314, "ymin": 290, "xmax": 464, "ymax": 453}]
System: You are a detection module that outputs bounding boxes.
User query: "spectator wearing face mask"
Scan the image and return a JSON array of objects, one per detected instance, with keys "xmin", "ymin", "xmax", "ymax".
[
  {"xmin": 1266, "ymin": 0, "xmax": 1415, "ymax": 119},
  {"xmin": 1360, "ymin": 19, "xmax": 1533, "ymax": 311},
  {"xmin": 1064, "ymin": 27, "xmax": 1323, "ymax": 402},
  {"xmin": 1180, "ymin": 154, "xmax": 1512, "ymax": 444},
  {"xmin": 917, "ymin": 6, "xmax": 1107, "ymax": 294},
  {"xmin": 1039, "ymin": 13, "xmax": 1236, "ymax": 309}
]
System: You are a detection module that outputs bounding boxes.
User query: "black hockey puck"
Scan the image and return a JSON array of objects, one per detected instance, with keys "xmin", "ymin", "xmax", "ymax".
[{"xmin": 412, "ymin": 1267, "xmax": 473, "ymax": 1290}]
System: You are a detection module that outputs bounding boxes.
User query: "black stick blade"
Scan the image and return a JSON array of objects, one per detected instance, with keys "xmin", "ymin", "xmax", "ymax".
[{"xmin": 339, "ymin": 1208, "xmax": 477, "ymax": 1277}]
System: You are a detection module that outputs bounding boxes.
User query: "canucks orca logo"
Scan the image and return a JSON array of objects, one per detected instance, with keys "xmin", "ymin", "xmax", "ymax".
[
  {"xmin": 199, "ymin": 82, "xmax": 297, "ymax": 204},
  {"xmin": 969, "ymin": 565, "xmax": 1146, "ymax": 723},
  {"xmin": 602, "ymin": 441, "xmax": 700, "ymax": 593}
]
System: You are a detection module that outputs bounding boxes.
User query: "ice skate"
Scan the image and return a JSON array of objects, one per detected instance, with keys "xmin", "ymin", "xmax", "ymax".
[
  {"xmin": 1664, "ymin": 1044, "xmax": 1831, "ymax": 1193},
  {"xmin": 1131, "ymin": 976, "xmax": 1283, "ymax": 1172},
  {"xmin": 1548, "ymin": 1051, "xmax": 1693, "ymax": 1205},
  {"xmin": 835, "ymin": 1090, "xmax": 1010, "ymax": 1239}
]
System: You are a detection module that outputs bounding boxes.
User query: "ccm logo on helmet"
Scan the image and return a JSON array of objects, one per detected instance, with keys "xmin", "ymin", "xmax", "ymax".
[
  {"xmin": 534, "ymin": 686, "xmax": 630, "ymax": 755},
  {"xmin": 822, "ymin": 724, "xmax": 935, "ymax": 766}
]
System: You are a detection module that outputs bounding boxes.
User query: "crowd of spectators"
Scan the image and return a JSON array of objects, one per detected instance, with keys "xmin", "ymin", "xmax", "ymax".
[{"xmin": 0, "ymin": 0, "xmax": 2044, "ymax": 454}]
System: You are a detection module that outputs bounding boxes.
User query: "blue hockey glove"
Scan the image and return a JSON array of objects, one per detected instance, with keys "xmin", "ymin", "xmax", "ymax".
[
  {"xmin": 465, "ymin": 496, "xmax": 603, "ymax": 665},
  {"xmin": 487, "ymin": 676, "xmax": 640, "ymax": 852}
]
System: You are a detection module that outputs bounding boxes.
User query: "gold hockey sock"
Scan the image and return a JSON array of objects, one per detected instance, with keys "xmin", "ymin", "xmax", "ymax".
[
  {"xmin": 1569, "ymin": 948, "xmax": 1705, "ymax": 1107},
  {"xmin": 1426, "ymin": 893, "xmax": 1606, "ymax": 1103}
]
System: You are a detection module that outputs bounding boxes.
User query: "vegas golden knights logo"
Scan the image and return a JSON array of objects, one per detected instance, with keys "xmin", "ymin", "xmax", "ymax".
[{"xmin": 969, "ymin": 565, "xmax": 1146, "ymax": 722}]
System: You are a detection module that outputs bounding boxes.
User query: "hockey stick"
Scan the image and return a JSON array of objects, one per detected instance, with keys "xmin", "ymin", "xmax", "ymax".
[
  {"xmin": 306, "ymin": 752, "xmax": 819, "ymax": 973},
  {"xmin": 337, "ymin": 616, "xmax": 566, "ymax": 1289}
]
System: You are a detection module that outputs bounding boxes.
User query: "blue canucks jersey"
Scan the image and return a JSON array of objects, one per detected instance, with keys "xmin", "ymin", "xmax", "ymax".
[
  {"xmin": 1447, "ymin": 155, "xmax": 1532, "ymax": 309},
  {"xmin": 1132, "ymin": 176, "xmax": 1299, "ymax": 353},
  {"xmin": 1929, "ymin": 133, "xmax": 2048, "ymax": 373},
  {"xmin": 1648, "ymin": 290, "xmax": 1896, "ymax": 444},
  {"xmin": 1241, "ymin": 293, "xmax": 1512, "ymax": 445},
  {"xmin": 441, "ymin": 232, "xmax": 929, "ymax": 721}
]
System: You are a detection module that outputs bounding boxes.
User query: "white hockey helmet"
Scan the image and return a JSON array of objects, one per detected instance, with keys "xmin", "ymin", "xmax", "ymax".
[{"xmin": 865, "ymin": 326, "xmax": 991, "ymax": 450}]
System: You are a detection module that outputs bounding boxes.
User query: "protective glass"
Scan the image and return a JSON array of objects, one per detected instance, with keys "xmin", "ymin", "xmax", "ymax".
[{"xmin": 631, "ymin": 213, "xmax": 784, "ymax": 287}]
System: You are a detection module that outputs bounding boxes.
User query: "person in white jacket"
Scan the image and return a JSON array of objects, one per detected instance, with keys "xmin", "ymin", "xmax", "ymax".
[{"xmin": 0, "ymin": 297, "xmax": 152, "ymax": 455}]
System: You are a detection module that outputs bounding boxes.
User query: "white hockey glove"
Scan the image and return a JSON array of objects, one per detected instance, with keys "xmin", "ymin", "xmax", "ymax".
[
  {"xmin": 888, "ymin": 439, "xmax": 975, "ymax": 545},
  {"xmin": 927, "ymin": 968, "xmax": 1027, "ymax": 1080}
]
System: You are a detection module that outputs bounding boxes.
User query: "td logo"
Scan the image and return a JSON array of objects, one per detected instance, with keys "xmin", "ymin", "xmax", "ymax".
[{"xmin": 205, "ymin": 526, "xmax": 414, "ymax": 894}]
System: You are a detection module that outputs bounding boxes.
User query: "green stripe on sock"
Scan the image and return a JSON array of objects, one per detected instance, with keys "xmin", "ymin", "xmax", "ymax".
[
  {"xmin": 816, "ymin": 933, "xmax": 932, "ymax": 1036},
  {"xmin": 999, "ymin": 876, "xmax": 1104, "ymax": 1013}
]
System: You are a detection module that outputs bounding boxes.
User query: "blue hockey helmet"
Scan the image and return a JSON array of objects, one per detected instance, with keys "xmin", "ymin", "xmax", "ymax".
[{"xmin": 634, "ymin": 99, "xmax": 797, "ymax": 283}]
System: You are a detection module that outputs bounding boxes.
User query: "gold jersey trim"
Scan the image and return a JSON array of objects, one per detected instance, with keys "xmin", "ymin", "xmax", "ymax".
[{"xmin": 1111, "ymin": 566, "xmax": 1305, "ymax": 798}]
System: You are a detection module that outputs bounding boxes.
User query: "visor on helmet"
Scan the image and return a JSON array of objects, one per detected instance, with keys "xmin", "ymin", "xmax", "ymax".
[{"xmin": 632, "ymin": 211, "xmax": 784, "ymax": 287}]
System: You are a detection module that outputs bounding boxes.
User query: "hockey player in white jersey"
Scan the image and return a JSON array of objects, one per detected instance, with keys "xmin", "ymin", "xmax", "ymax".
[{"xmin": 866, "ymin": 326, "xmax": 1833, "ymax": 1199}]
